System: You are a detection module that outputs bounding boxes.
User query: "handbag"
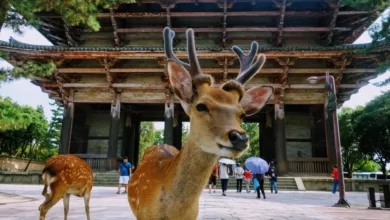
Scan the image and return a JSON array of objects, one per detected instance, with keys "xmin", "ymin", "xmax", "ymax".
[{"xmin": 253, "ymin": 178, "xmax": 260, "ymax": 189}]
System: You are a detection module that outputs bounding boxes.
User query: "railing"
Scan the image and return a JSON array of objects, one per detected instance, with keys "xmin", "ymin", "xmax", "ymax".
[
  {"xmin": 74, "ymin": 154, "xmax": 112, "ymax": 171},
  {"xmin": 287, "ymin": 157, "xmax": 330, "ymax": 174}
]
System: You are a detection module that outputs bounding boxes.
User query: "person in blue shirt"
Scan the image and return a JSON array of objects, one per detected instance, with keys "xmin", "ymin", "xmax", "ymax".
[{"xmin": 117, "ymin": 156, "xmax": 132, "ymax": 194}]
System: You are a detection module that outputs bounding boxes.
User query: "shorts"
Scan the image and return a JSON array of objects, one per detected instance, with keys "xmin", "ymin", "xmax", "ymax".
[
  {"xmin": 208, "ymin": 176, "xmax": 217, "ymax": 185},
  {"xmin": 119, "ymin": 176, "xmax": 130, "ymax": 184}
]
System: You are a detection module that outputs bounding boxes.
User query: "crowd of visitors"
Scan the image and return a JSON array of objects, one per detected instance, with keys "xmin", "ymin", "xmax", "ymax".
[{"xmin": 208, "ymin": 159, "xmax": 279, "ymax": 199}]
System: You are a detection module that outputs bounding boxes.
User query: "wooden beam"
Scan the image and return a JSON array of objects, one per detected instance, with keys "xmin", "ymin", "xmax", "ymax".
[
  {"xmin": 344, "ymin": 13, "xmax": 375, "ymax": 44},
  {"xmin": 325, "ymin": 1, "xmax": 340, "ymax": 45},
  {"xmin": 109, "ymin": 8, "xmax": 121, "ymax": 46},
  {"xmin": 89, "ymin": 10, "xmax": 372, "ymax": 18},
  {"xmin": 276, "ymin": 0, "xmax": 287, "ymax": 46},
  {"xmin": 107, "ymin": 94, "xmax": 121, "ymax": 167},
  {"xmin": 59, "ymin": 82, "xmax": 359, "ymax": 89},
  {"xmin": 57, "ymin": 67, "xmax": 376, "ymax": 74},
  {"xmin": 117, "ymin": 27, "xmax": 351, "ymax": 33},
  {"xmin": 62, "ymin": 18, "xmax": 75, "ymax": 47},
  {"xmin": 3, "ymin": 48, "xmax": 375, "ymax": 59}
]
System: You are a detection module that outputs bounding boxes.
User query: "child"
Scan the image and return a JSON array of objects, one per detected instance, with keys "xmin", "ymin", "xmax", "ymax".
[{"xmin": 243, "ymin": 169, "xmax": 252, "ymax": 193}]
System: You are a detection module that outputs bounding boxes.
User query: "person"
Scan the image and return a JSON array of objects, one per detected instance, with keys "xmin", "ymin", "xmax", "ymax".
[
  {"xmin": 117, "ymin": 156, "xmax": 132, "ymax": 194},
  {"xmin": 255, "ymin": 173, "xmax": 266, "ymax": 199},
  {"xmin": 219, "ymin": 163, "xmax": 229, "ymax": 196},
  {"xmin": 268, "ymin": 167, "xmax": 278, "ymax": 194},
  {"xmin": 243, "ymin": 169, "xmax": 252, "ymax": 193},
  {"xmin": 234, "ymin": 163, "xmax": 244, "ymax": 193},
  {"xmin": 208, "ymin": 164, "xmax": 218, "ymax": 193},
  {"xmin": 332, "ymin": 165, "xmax": 339, "ymax": 194}
]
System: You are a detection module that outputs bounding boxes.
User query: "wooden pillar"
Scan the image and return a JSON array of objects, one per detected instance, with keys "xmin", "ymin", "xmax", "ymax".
[
  {"xmin": 128, "ymin": 113, "xmax": 137, "ymax": 167},
  {"xmin": 259, "ymin": 112, "xmax": 274, "ymax": 162},
  {"xmin": 164, "ymin": 96, "xmax": 174, "ymax": 145},
  {"xmin": 59, "ymin": 102, "xmax": 74, "ymax": 154},
  {"xmin": 173, "ymin": 113, "xmax": 183, "ymax": 150},
  {"xmin": 122, "ymin": 111, "xmax": 131, "ymax": 158},
  {"xmin": 134, "ymin": 119, "xmax": 141, "ymax": 169},
  {"xmin": 274, "ymin": 103, "xmax": 288, "ymax": 175},
  {"xmin": 107, "ymin": 95, "xmax": 121, "ymax": 170}
]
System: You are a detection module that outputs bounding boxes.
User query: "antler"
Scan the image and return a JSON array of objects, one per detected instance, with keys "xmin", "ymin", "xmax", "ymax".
[
  {"xmin": 163, "ymin": 27, "xmax": 203, "ymax": 78},
  {"xmin": 232, "ymin": 42, "xmax": 266, "ymax": 85}
]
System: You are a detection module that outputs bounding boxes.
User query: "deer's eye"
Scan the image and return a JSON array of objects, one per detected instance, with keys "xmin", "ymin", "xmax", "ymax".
[{"xmin": 196, "ymin": 103, "xmax": 209, "ymax": 112}]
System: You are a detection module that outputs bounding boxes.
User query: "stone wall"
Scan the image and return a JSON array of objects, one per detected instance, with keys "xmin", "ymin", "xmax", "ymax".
[
  {"xmin": 0, "ymin": 157, "xmax": 45, "ymax": 172},
  {"xmin": 302, "ymin": 178, "xmax": 390, "ymax": 192},
  {"xmin": 0, "ymin": 171, "xmax": 43, "ymax": 184},
  {"xmin": 285, "ymin": 112, "xmax": 312, "ymax": 157}
]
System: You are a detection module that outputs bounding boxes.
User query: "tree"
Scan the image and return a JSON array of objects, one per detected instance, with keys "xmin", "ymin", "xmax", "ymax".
[
  {"xmin": 138, "ymin": 122, "xmax": 155, "ymax": 163},
  {"xmin": 354, "ymin": 91, "xmax": 390, "ymax": 179},
  {"xmin": 153, "ymin": 129, "xmax": 164, "ymax": 146},
  {"xmin": 0, "ymin": 97, "xmax": 59, "ymax": 163},
  {"xmin": 236, "ymin": 122, "xmax": 259, "ymax": 164},
  {"xmin": 1, "ymin": 0, "xmax": 136, "ymax": 33},
  {"xmin": 339, "ymin": 106, "xmax": 371, "ymax": 178}
]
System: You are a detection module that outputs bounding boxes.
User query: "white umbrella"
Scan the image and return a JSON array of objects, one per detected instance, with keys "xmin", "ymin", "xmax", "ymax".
[{"xmin": 218, "ymin": 158, "xmax": 236, "ymax": 165}]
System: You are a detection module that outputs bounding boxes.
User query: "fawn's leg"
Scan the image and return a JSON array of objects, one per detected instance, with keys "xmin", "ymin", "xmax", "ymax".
[
  {"xmin": 63, "ymin": 193, "xmax": 70, "ymax": 220},
  {"xmin": 84, "ymin": 191, "xmax": 91, "ymax": 220}
]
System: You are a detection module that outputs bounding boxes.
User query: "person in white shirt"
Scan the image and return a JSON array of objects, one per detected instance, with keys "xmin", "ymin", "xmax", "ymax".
[
  {"xmin": 219, "ymin": 163, "xmax": 229, "ymax": 196},
  {"xmin": 234, "ymin": 163, "xmax": 245, "ymax": 193}
]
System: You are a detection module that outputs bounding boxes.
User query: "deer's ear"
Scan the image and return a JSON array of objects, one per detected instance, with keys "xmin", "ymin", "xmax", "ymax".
[
  {"xmin": 241, "ymin": 86, "xmax": 273, "ymax": 116},
  {"xmin": 167, "ymin": 61, "xmax": 193, "ymax": 110}
]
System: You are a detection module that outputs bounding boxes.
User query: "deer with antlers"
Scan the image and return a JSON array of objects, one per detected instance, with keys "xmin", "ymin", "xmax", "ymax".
[
  {"xmin": 127, "ymin": 27, "xmax": 273, "ymax": 219},
  {"xmin": 39, "ymin": 154, "xmax": 94, "ymax": 220}
]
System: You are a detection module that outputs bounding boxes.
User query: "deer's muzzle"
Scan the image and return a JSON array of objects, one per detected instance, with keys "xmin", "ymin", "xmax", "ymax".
[{"xmin": 228, "ymin": 131, "xmax": 248, "ymax": 150}]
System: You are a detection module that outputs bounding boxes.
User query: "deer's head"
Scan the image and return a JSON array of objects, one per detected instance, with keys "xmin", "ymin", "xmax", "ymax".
[{"xmin": 164, "ymin": 27, "xmax": 273, "ymax": 158}]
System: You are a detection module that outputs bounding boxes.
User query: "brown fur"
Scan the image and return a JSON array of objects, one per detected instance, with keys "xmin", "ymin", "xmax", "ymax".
[
  {"xmin": 39, "ymin": 155, "xmax": 94, "ymax": 220},
  {"xmin": 129, "ymin": 28, "xmax": 273, "ymax": 220}
]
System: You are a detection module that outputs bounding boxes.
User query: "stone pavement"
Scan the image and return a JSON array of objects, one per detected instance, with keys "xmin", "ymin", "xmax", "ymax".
[{"xmin": 0, "ymin": 184, "xmax": 389, "ymax": 220}]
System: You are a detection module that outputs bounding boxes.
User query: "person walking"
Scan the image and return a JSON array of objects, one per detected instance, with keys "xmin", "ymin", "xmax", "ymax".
[
  {"xmin": 219, "ymin": 163, "xmax": 229, "ymax": 196},
  {"xmin": 268, "ymin": 167, "xmax": 278, "ymax": 194},
  {"xmin": 208, "ymin": 164, "xmax": 218, "ymax": 193},
  {"xmin": 117, "ymin": 156, "xmax": 132, "ymax": 194},
  {"xmin": 332, "ymin": 165, "xmax": 339, "ymax": 194},
  {"xmin": 255, "ymin": 173, "xmax": 266, "ymax": 199},
  {"xmin": 234, "ymin": 163, "xmax": 244, "ymax": 193},
  {"xmin": 243, "ymin": 169, "xmax": 252, "ymax": 193}
]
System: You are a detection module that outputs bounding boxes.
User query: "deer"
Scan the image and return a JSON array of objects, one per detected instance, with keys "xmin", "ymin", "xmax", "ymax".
[
  {"xmin": 39, "ymin": 154, "xmax": 94, "ymax": 220},
  {"xmin": 127, "ymin": 27, "xmax": 274, "ymax": 220}
]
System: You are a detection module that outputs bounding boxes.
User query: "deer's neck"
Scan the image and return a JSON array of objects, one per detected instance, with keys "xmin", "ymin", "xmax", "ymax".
[{"xmin": 170, "ymin": 136, "xmax": 218, "ymax": 202}]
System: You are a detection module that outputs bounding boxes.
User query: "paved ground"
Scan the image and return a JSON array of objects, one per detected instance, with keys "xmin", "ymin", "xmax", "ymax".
[{"xmin": 0, "ymin": 184, "xmax": 389, "ymax": 220}]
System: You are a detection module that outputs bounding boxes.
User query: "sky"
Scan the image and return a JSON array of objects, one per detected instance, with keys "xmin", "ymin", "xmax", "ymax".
[{"xmin": 0, "ymin": 9, "xmax": 390, "ymax": 131}]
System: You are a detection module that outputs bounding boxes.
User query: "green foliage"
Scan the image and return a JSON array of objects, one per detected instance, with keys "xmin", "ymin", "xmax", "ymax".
[
  {"xmin": 0, "ymin": 60, "xmax": 55, "ymax": 82},
  {"xmin": 1, "ymin": 0, "xmax": 136, "ymax": 32},
  {"xmin": 0, "ymin": 97, "xmax": 61, "ymax": 161},
  {"xmin": 355, "ymin": 159, "xmax": 380, "ymax": 172},
  {"xmin": 152, "ymin": 129, "xmax": 164, "ymax": 146},
  {"xmin": 339, "ymin": 106, "xmax": 370, "ymax": 177},
  {"xmin": 138, "ymin": 121, "xmax": 155, "ymax": 163},
  {"xmin": 236, "ymin": 123, "xmax": 259, "ymax": 164},
  {"xmin": 353, "ymin": 91, "xmax": 390, "ymax": 178}
]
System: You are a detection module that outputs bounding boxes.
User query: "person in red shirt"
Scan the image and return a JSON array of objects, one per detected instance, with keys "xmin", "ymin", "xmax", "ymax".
[
  {"xmin": 208, "ymin": 164, "xmax": 218, "ymax": 193},
  {"xmin": 243, "ymin": 169, "xmax": 252, "ymax": 193},
  {"xmin": 331, "ymin": 165, "xmax": 339, "ymax": 194}
]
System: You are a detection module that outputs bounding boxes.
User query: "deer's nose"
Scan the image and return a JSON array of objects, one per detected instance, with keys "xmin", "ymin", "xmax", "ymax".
[{"xmin": 228, "ymin": 130, "xmax": 248, "ymax": 150}]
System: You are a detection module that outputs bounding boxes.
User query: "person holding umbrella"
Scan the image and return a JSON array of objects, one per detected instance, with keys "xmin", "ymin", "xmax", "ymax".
[{"xmin": 245, "ymin": 157, "xmax": 269, "ymax": 199}]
